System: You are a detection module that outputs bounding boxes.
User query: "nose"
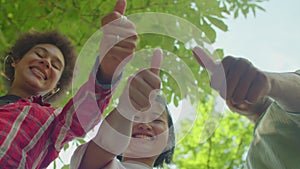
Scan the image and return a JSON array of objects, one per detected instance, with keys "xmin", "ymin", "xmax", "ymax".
[
  {"xmin": 136, "ymin": 123, "xmax": 152, "ymax": 131},
  {"xmin": 40, "ymin": 59, "xmax": 50, "ymax": 69}
]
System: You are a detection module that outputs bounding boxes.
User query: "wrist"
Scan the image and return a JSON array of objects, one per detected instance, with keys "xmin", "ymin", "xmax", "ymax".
[
  {"xmin": 96, "ymin": 66, "xmax": 111, "ymax": 84},
  {"xmin": 96, "ymin": 66, "xmax": 123, "ymax": 88},
  {"xmin": 247, "ymin": 97, "xmax": 272, "ymax": 123},
  {"xmin": 227, "ymin": 97, "xmax": 272, "ymax": 123}
]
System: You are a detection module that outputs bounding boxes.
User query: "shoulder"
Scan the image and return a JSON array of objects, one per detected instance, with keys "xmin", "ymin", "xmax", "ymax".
[{"xmin": 0, "ymin": 95, "xmax": 22, "ymax": 106}]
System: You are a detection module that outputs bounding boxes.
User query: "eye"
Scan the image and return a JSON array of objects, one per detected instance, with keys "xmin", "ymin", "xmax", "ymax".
[
  {"xmin": 35, "ymin": 52, "xmax": 43, "ymax": 58},
  {"xmin": 51, "ymin": 62, "xmax": 60, "ymax": 70},
  {"xmin": 35, "ymin": 48, "xmax": 46, "ymax": 57},
  {"xmin": 153, "ymin": 118, "xmax": 164, "ymax": 124}
]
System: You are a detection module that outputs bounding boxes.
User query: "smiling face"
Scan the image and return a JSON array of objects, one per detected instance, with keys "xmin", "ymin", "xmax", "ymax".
[
  {"xmin": 122, "ymin": 103, "xmax": 170, "ymax": 159},
  {"xmin": 11, "ymin": 43, "xmax": 65, "ymax": 97}
]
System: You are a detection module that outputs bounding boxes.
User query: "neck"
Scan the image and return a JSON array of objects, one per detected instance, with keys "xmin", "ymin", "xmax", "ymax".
[
  {"xmin": 122, "ymin": 156, "xmax": 157, "ymax": 168},
  {"xmin": 7, "ymin": 85, "xmax": 39, "ymax": 98}
]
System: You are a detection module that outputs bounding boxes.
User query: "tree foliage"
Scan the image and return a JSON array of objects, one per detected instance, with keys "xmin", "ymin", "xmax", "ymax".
[
  {"xmin": 0, "ymin": 0, "xmax": 267, "ymax": 168},
  {"xmin": 173, "ymin": 98, "xmax": 253, "ymax": 169}
]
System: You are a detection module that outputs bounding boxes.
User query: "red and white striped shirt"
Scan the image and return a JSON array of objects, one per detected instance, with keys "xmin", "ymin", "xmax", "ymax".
[{"xmin": 0, "ymin": 71, "xmax": 113, "ymax": 168}]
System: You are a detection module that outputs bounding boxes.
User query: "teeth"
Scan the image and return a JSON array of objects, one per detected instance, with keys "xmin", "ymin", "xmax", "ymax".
[
  {"xmin": 134, "ymin": 135, "xmax": 154, "ymax": 141},
  {"xmin": 32, "ymin": 68, "xmax": 45, "ymax": 79}
]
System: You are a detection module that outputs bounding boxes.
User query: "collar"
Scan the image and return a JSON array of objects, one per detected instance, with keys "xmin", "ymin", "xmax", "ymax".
[{"xmin": 0, "ymin": 94, "xmax": 50, "ymax": 107}]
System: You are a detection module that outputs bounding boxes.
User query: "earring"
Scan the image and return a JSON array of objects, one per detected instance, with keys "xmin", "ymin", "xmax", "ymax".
[
  {"xmin": 11, "ymin": 62, "xmax": 16, "ymax": 67},
  {"xmin": 42, "ymin": 87, "xmax": 61, "ymax": 101},
  {"xmin": 1, "ymin": 54, "xmax": 14, "ymax": 81}
]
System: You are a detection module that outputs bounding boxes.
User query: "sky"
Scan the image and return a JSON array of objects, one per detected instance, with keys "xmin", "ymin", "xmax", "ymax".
[
  {"xmin": 215, "ymin": 0, "xmax": 300, "ymax": 72},
  {"xmin": 47, "ymin": 0, "xmax": 300, "ymax": 168}
]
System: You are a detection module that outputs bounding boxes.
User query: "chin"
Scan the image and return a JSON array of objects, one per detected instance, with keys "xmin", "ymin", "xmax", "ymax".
[
  {"xmin": 24, "ymin": 78, "xmax": 44, "ymax": 90},
  {"xmin": 123, "ymin": 143, "xmax": 165, "ymax": 159},
  {"xmin": 123, "ymin": 151, "xmax": 160, "ymax": 159}
]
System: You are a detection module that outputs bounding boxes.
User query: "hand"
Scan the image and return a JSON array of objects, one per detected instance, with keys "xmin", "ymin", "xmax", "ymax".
[
  {"xmin": 99, "ymin": 0, "xmax": 138, "ymax": 84},
  {"xmin": 117, "ymin": 49, "xmax": 163, "ymax": 120},
  {"xmin": 192, "ymin": 46, "xmax": 272, "ymax": 117}
]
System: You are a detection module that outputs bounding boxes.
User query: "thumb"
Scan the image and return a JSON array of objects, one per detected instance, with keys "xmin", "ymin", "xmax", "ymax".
[
  {"xmin": 192, "ymin": 46, "xmax": 218, "ymax": 73},
  {"xmin": 114, "ymin": 0, "xmax": 127, "ymax": 15},
  {"xmin": 151, "ymin": 48, "xmax": 163, "ymax": 75}
]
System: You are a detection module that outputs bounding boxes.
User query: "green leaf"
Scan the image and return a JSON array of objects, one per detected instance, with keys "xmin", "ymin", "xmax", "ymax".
[
  {"xmin": 64, "ymin": 7, "xmax": 80, "ymax": 21},
  {"xmin": 242, "ymin": 7, "xmax": 250, "ymax": 18},
  {"xmin": 251, "ymin": 5, "xmax": 257, "ymax": 17},
  {"xmin": 255, "ymin": 4, "xmax": 266, "ymax": 12},
  {"xmin": 201, "ymin": 19, "xmax": 217, "ymax": 43},
  {"xmin": 63, "ymin": 142, "xmax": 69, "ymax": 151},
  {"xmin": 234, "ymin": 9, "xmax": 239, "ymax": 18},
  {"xmin": 206, "ymin": 16, "xmax": 228, "ymax": 32},
  {"xmin": 212, "ymin": 48, "xmax": 224, "ymax": 59},
  {"xmin": 229, "ymin": 4, "xmax": 236, "ymax": 11},
  {"xmin": 61, "ymin": 164, "xmax": 70, "ymax": 169}
]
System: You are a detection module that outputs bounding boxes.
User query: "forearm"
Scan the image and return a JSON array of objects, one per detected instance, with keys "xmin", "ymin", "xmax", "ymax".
[
  {"xmin": 95, "ymin": 107, "xmax": 133, "ymax": 152},
  {"xmin": 267, "ymin": 72, "xmax": 300, "ymax": 112},
  {"xmin": 78, "ymin": 108, "xmax": 133, "ymax": 169}
]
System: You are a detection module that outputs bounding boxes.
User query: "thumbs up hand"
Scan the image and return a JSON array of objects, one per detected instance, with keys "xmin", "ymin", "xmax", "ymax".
[
  {"xmin": 117, "ymin": 49, "xmax": 163, "ymax": 120},
  {"xmin": 192, "ymin": 46, "xmax": 272, "ymax": 119},
  {"xmin": 98, "ymin": 0, "xmax": 138, "ymax": 84}
]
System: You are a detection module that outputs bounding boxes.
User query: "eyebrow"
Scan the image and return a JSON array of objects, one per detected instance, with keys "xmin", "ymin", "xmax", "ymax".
[
  {"xmin": 153, "ymin": 111, "xmax": 167, "ymax": 119},
  {"xmin": 35, "ymin": 46, "xmax": 64, "ymax": 67}
]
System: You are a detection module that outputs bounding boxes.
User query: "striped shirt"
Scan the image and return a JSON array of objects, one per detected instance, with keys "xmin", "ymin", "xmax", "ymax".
[{"xmin": 0, "ymin": 70, "xmax": 113, "ymax": 168}]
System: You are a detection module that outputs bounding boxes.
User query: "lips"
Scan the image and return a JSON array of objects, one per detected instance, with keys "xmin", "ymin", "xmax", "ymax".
[{"xmin": 30, "ymin": 67, "xmax": 47, "ymax": 80}]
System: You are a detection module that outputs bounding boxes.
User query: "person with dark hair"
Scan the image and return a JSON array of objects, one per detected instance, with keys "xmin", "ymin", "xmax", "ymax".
[
  {"xmin": 192, "ymin": 46, "xmax": 300, "ymax": 169},
  {"xmin": 0, "ymin": 0, "xmax": 137, "ymax": 168},
  {"xmin": 70, "ymin": 49, "xmax": 176, "ymax": 169},
  {"xmin": 1, "ymin": 30, "xmax": 77, "ymax": 103}
]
